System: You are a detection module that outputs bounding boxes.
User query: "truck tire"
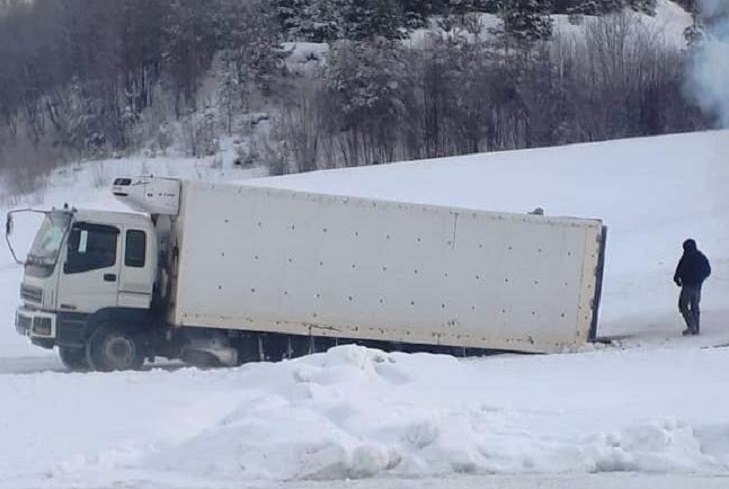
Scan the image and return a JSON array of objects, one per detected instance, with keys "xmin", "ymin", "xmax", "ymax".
[
  {"xmin": 58, "ymin": 346, "xmax": 90, "ymax": 372},
  {"xmin": 86, "ymin": 323, "xmax": 145, "ymax": 372}
]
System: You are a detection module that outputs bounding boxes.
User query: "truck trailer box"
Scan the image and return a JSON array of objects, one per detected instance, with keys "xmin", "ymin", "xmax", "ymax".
[{"xmin": 170, "ymin": 181, "xmax": 605, "ymax": 354}]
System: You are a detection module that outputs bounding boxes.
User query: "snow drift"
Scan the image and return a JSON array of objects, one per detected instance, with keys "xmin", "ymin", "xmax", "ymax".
[{"xmin": 2, "ymin": 345, "xmax": 729, "ymax": 489}]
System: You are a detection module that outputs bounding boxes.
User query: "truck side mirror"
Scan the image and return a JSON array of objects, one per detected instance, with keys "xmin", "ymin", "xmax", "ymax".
[{"xmin": 4, "ymin": 213, "xmax": 23, "ymax": 265}]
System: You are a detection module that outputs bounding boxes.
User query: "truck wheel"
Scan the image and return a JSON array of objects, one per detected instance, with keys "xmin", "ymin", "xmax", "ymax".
[
  {"xmin": 86, "ymin": 324, "xmax": 145, "ymax": 372},
  {"xmin": 58, "ymin": 346, "xmax": 90, "ymax": 372}
]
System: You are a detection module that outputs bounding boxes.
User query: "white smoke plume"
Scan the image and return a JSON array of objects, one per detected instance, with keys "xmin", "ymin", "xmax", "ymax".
[{"xmin": 689, "ymin": 0, "xmax": 729, "ymax": 128}]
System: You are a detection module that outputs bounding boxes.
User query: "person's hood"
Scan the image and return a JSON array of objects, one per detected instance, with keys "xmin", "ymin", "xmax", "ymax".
[{"xmin": 683, "ymin": 239, "xmax": 697, "ymax": 252}]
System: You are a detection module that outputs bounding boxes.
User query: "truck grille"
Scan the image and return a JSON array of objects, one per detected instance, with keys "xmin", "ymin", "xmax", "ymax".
[{"xmin": 20, "ymin": 285, "xmax": 43, "ymax": 304}]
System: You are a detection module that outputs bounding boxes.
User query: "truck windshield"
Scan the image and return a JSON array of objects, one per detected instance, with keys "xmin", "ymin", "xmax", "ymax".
[{"xmin": 27, "ymin": 212, "xmax": 72, "ymax": 267}]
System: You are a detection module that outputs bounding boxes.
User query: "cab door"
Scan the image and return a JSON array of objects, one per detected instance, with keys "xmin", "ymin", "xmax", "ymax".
[
  {"xmin": 118, "ymin": 227, "xmax": 154, "ymax": 309},
  {"xmin": 57, "ymin": 222, "xmax": 121, "ymax": 314}
]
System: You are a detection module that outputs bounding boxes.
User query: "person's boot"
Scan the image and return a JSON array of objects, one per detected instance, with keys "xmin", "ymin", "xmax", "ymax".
[
  {"xmin": 681, "ymin": 311, "xmax": 695, "ymax": 336},
  {"xmin": 694, "ymin": 313, "xmax": 700, "ymax": 335}
]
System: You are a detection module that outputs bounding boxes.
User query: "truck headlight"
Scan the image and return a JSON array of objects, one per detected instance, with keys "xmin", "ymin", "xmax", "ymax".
[{"xmin": 21, "ymin": 284, "xmax": 43, "ymax": 304}]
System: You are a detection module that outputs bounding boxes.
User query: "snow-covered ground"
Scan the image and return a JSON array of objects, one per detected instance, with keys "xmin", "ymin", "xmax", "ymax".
[
  {"xmin": 1, "ymin": 129, "xmax": 729, "ymax": 489},
  {"xmin": 3, "ymin": 346, "xmax": 729, "ymax": 489}
]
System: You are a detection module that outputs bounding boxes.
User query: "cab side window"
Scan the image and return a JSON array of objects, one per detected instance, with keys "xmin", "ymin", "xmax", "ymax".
[
  {"xmin": 125, "ymin": 230, "xmax": 146, "ymax": 268},
  {"xmin": 65, "ymin": 223, "xmax": 119, "ymax": 274}
]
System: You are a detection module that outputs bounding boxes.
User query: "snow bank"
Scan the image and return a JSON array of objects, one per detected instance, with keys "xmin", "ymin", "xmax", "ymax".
[
  {"xmin": 283, "ymin": 42, "xmax": 329, "ymax": 65},
  {"xmin": 1, "ymin": 344, "xmax": 729, "ymax": 488}
]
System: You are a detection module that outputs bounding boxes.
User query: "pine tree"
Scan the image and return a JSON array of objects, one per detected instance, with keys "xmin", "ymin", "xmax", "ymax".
[
  {"xmin": 161, "ymin": 0, "xmax": 218, "ymax": 117},
  {"xmin": 584, "ymin": 0, "xmax": 657, "ymax": 16},
  {"xmin": 594, "ymin": 0, "xmax": 624, "ymax": 14},
  {"xmin": 217, "ymin": 0, "xmax": 286, "ymax": 96},
  {"xmin": 270, "ymin": 0, "xmax": 310, "ymax": 40},
  {"xmin": 684, "ymin": 11, "xmax": 704, "ymax": 49},
  {"xmin": 340, "ymin": 0, "xmax": 408, "ymax": 41},
  {"xmin": 628, "ymin": 0, "xmax": 656, "ymax": 16},
  {"xmin": 570, "ymin": 0, "xmax": 600, "ymax": 15},
  {"xmin": 500, "ymin": 0, "xmax": 553, "ymax": 44},
  {"xmin": 323, "ymin": 38, "xmax": 414, "ymax": 164},
  {"xmin": 300, "ymin": 0, "xmax": 343, "ymax": 42}
]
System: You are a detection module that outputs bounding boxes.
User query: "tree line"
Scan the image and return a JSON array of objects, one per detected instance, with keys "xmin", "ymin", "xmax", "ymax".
[
  {"xmin": 260, "ymin": 12, "xmax": 706, "ymax": 174},
  {"xmin": 0, "ymin": 0, "xmax": 715, "ymax": 188}
]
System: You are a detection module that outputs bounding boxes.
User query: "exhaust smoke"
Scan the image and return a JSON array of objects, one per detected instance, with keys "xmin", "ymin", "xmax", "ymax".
[{"xmin": 688, "ymin": 0, "xmax": 729, "ymax": 128}]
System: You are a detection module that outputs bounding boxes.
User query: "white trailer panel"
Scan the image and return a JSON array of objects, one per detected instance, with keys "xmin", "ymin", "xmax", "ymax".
[{"xmin": 172, "ymin": 182, "xmax": 603, "ymax": 353}]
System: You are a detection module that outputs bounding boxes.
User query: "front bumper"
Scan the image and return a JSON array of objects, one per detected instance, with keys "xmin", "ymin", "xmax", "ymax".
[{"xmin": 15, "ymin": 307, "xmax": 57, "ymax": 340}]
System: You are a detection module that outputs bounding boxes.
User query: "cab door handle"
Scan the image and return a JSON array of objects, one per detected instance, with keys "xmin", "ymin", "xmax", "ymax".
[{"xmin": 103, "ymin": 274, "xmax": 117, "ymax": 282}]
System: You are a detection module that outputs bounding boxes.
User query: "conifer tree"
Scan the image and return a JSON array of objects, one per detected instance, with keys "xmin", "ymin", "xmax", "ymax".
[{"xmin": 500, "ymin": 0, "xmax": 553, "ymax": 44}]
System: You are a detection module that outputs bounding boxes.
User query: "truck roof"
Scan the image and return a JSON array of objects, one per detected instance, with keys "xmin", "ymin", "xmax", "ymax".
[
  {"xmin": 73, "ymin": 208, "xmax": 152, "ymax": 226},
  {"xmin": 184, "ymin": 180, "xmax": 601, "ymax": 228}
]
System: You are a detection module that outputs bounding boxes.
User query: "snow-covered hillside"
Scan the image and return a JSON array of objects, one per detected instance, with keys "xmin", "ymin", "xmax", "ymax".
[
  {"xmin": 1, "ymin": 129, "xmax": 728, "ymax": 488},
  {"xmin": 250, "ymin": 130, "xmax": 729, "ymax": 345}
]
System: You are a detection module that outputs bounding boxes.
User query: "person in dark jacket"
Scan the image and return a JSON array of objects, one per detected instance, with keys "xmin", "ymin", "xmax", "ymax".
[{"xmin": 674, "ymin": 239, "xmax": 711, "ymax": 336}]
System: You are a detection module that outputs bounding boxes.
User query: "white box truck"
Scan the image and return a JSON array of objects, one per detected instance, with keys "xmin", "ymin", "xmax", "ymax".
[{"xmin": 7, "ymin": 176, "xmax": 606, "ymax": 371}]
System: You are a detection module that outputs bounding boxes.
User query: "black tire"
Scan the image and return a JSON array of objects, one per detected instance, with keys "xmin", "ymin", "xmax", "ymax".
[
  {"xmin": 86, "ymin": 323, "xmax": 145, "ymax": 372},
  {"xmin": 58, "ymin": 346, "xmax": 90, "ymax": 372}
]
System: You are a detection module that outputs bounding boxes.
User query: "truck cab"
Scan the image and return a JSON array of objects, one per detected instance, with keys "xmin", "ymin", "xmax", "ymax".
[{"xmin": 14, "ymin": 208, "xmax": 157, "ymax": 369}]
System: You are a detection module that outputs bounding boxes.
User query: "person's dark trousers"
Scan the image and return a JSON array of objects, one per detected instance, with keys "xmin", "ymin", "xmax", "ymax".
[{"xmin": 679, "ymin": 283, "xmax": 702, "ymax": 334}]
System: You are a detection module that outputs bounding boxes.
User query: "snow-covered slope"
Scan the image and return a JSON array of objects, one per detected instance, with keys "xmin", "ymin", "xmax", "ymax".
[
  {"xmin": 1, "ymin": 129, "xmax": 729, "ymax": 488},
  {"xmin": 249, "ymin": 130, "xmax": 729, "ymax": 345}
]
